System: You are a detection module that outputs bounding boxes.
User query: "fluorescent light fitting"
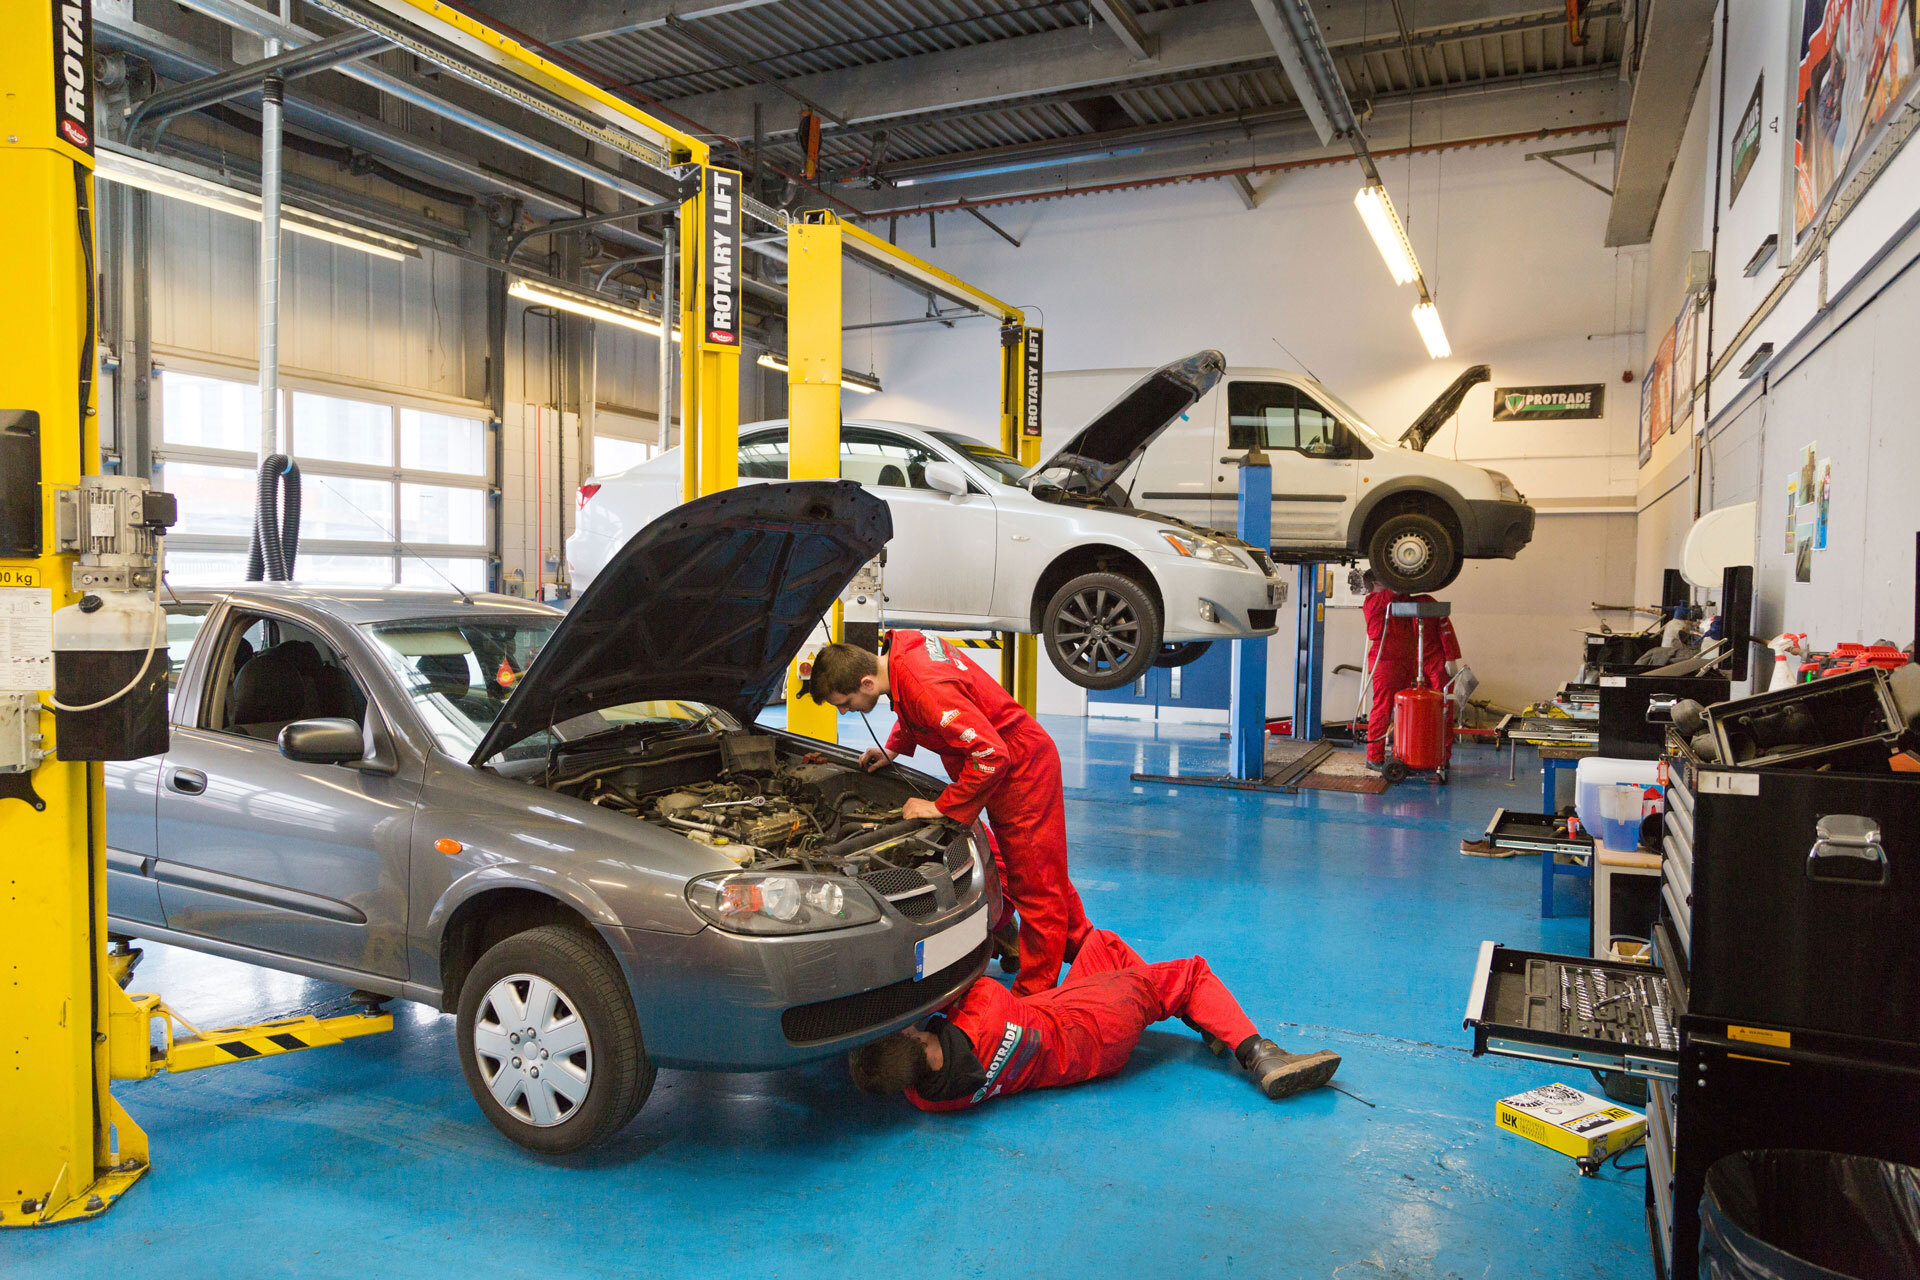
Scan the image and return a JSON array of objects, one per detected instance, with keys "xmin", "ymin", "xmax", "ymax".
[
  {"xmin": 1411, "ymin": 300, "xmax": 1451, "ymax": 359},
  {"xmin": 1354, "ymin": 183, "xmax": 1419, "ymax": 286},
  {"xmin": 757, "ymin": 352, "xmax": 881, "ymax": 395},
  {"xmin": 92, "ymin": 150, "xmax": 416, "ymax": 261},
  {"xmin": 1738, "ymin": 342, "xmax": 1774, "ymax": 378},
  {"xmin": 508, "ymin": 279, "xmax": 673, "ymax": 336}
]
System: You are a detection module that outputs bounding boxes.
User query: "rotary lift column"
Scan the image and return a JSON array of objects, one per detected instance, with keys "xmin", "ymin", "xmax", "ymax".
[{"xmin": 1227, "ymin": 449, "xmax": 1273, "ymax": 779}]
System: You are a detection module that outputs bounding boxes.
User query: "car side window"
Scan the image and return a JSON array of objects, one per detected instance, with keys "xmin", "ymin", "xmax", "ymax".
[
  {"xmin": 738, "ymin": 432, "xmax": 790, "ymax": 479},
  {"xmin": 840, "ymin": 430, "xmax": 943, "ymax": 490},
  {"xmin": 163, "ymin": 604, "xmax": 211, "ymax": 714},
  {"xmin": 1227, "ymin": 382, "xmax": 1351, "ymax": 459},
  {"xmin": 202, "ymin": 612, "xmax": 369, "ymax": 742}
]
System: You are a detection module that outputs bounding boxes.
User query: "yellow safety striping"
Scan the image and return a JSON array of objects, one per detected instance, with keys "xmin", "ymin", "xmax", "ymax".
[
  {"xmin": 949, "ymin": 638, "xmax": 1004, "ymax": 649},
  {"xmin": 166, "ymin": 1010, "xmax": 393, "ymax": 1074}
]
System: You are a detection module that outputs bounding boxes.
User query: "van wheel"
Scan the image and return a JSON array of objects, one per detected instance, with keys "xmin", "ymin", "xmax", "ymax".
[
  {"xmin": 1043, "ymin": 572, "xmax": 1162, "ymax": 690},
  {"xmin": 1154, "ymin": 641, "xmax": 1213, "ymax": 668},
  {"xmin": 457, "ymin": 924, "xmax": 652, "ymax": 1154},
  {"xmin": 1367, "ymin": 512, "xmax": 1458, "ymax": 594}
]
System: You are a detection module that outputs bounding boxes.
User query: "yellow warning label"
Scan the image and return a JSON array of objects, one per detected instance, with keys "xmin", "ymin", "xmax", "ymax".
[
  {"xmin": 0, "ymin": 567, "xmax": 41, "ymax": 588},
  {"xmin": 1728, "ymin": 1025, "xmax": 1791, "ymax": 1048}
]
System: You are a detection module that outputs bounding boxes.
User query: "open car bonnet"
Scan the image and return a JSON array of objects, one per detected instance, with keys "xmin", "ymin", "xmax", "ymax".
[
  {"xmin": 469, "ymin": 481, "xmax": 891, "ymax": 766},
  {"xmin": 1026, "ymin": 350, "xmax": 1226, "ymax": 500},
  {"xmin": 1399, "ymin": 364, "xmax": 1490, "ymax": 452}
]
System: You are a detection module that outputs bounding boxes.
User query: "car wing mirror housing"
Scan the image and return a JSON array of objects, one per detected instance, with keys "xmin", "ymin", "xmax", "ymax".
[
  {"xmin": 280, "ymin": 717, "xmax": 367, "ymax": 765},
  {"xmin": 923, "ymin": 461, "xmax": 969, "ymax": 497}
]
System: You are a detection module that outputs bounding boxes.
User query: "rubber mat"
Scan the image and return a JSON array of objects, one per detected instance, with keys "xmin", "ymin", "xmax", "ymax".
[{"xmin": 1297, "ymin": 750, "xmax": 1389, "ymax": 795}]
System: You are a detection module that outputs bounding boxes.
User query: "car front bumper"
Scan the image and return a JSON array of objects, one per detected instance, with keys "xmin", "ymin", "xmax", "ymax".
[
  {"xmin": 1460, "ymin": 499, "xmax": 1536, "ymax": 559},
  {"xmin": 598, "ymin": 839, "xmax": 1000, "ymax": 1071},
  {"xmin": 1156, "ymin": 557, "xmax": 1286, "ymax": 642}
]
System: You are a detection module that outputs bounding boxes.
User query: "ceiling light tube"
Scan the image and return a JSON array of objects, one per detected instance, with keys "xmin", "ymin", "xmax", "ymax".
[
  {"xmin": 1411, "ymin": 299, "xmax": 1451, "ymax": 360},
  {"xmin": 757, "ymin": 352, "xmax": 881, "ymax": 394},
  {"xmin": 92, "ymin": 150, "xmax": 416, "ymax": 261},
  {"xmin": 1354, "ymin": 182, "xmax": 1419, "ymax": 286},
  {"xmin": 508, "ymin": 278, "xmax": 675, "ymax": 336}
]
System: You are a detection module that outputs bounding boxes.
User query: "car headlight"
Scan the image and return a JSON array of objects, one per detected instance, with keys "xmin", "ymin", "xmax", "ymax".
[
  {"xmin": 1160, "ymin": 531, "xmax": 1244, "ymax": 566},
  {"xmin": 686, "ymin": 871, "xmax": 881, "ymax": 935},
  {"xmin": 1486, "ymin": 470, "xmax": 1523, "ymax": 503}
]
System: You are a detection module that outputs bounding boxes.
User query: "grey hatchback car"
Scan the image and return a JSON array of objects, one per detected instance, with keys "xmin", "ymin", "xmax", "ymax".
[{"xmin": 106, "ymin": 482, "xmax": 998, "ymax": 1152}]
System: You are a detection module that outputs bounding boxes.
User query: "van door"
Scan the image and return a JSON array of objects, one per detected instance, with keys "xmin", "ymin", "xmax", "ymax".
[
  {"xmin": 1214, "ymin": 379, "xmax": 1361, "ymax": 546},
  {"xmin": 1124, "ymin": 387, "xmax": 1217, "ymax": 526}
]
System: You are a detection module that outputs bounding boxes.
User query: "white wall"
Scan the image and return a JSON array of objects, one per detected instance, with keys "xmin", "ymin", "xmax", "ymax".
[{"xmin": 846, "ymin": 141, "xmax": 1648, "ymax": 714}]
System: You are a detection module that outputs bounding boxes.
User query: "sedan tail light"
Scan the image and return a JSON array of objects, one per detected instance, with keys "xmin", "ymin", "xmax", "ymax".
[{"xmin": 577, "ymin": 482, "xmax": 601, "ymax": 510}]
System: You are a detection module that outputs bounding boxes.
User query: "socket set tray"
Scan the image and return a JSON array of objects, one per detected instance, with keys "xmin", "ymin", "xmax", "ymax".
[{"xmin": 1464, "ymin": 943, "xmax": 1682, "ymax": 1081}]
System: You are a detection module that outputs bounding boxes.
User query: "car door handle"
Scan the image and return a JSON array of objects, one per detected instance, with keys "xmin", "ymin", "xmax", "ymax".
[{"xmin": 167, "ymin": 768, "xmax": 207, "ymax": 796}]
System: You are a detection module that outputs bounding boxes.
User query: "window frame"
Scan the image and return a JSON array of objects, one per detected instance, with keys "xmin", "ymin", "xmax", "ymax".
[
  {"xmin": 151, "ymin": 360, "xmax": 493, "ymax": 589},
  {"xmin": 1225, "ymin": 380, "xmax": 1368, "ymax": 460}
]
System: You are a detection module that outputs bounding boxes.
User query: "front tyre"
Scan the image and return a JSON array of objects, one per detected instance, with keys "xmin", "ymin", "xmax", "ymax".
[
  {"xmin": 1154, "ymin": 641, "xmax": 1213, "ymax": 668},
  {"xmin": 457, "ymin": 924, "xmax": 653, "ymax": 1154},
  {"xmin": 1043, "ymin": 571, "xmax": 1162, "ymax": 691},
  {"xmin": 1366, "ymin": 511, "xmax": 1459, "ymax": 595}
]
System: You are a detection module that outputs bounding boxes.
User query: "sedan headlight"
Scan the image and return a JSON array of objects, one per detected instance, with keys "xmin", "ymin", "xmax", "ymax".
[
  {"xmin": 686, "ymin": 871, "xmax": 881, "ymax": 935},
  {"xmin": 1486, "ymin": 470, "xmax": 1523, "ymax": 504},
  {"xmin": 1160, "ymin": 531, "xmax": 1244, "ymax": 566}
]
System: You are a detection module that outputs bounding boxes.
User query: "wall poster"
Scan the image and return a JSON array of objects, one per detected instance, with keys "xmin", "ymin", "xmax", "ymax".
[
  {"xmin": 1648, "ymin": 327, "xmax": 1675, "ymax": 449},
  {"xmin": 1794, "ymin": 0, "xmax": 1919, "ymax": 239},
  {"xmin": 1730, "ymin": 73, "xmax": 1765, "ymax": 206},
  {"xmin": 1670, "ymin": 302, "xmax": 1699, "ymax": 438}
]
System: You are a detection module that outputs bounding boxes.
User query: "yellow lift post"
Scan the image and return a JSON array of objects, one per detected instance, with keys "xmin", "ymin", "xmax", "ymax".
[
  {"xmin": 1, "ymin": 0, "xmax": 736, "ymax": 1226},
  {"xmin": 780, "ymin": 211, "xmax": 1043, "ymax": 740}
]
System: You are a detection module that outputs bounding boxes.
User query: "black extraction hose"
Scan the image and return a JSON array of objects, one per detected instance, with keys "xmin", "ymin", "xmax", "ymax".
[{"xmin": 246, "ymin": 454, "xmax": 302, "ymax": 581}]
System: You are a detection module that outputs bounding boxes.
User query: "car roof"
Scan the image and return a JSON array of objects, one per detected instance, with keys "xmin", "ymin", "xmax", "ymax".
[{"xmin": 166, "ymin": 582, "xmax": 559, "ymax": 626}]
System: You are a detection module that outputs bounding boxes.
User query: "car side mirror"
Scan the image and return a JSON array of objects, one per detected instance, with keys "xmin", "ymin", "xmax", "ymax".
[
  {"xmin": 280, "ymin": 717, "xmax": 369, "ymax": 766},
  {"xmin": 922, "ymin": 461, "xmax": 969, "ymax": 497}
]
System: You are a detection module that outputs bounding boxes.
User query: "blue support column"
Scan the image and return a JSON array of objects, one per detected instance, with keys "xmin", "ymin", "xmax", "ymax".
[
  {"xmin": 1228, "ymin": 454, "xmax": 1273, "ymax": 779},
  {"xmin": 1292, "ymin": 564, "xmax": 1326, "ymax": 741}
]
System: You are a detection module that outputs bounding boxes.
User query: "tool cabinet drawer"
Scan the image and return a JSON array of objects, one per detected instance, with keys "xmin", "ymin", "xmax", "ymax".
[{"xmin": 1464, "ymin": 942, "xmax": 1680, "ymax": 1081}]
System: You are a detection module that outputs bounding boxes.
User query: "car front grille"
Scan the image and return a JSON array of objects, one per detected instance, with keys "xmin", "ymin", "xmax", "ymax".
[
  {"xmin": 780, "ymin": 940, "xmax": 992, "ymax": 1045},
  {"xmin": 1249, "ymin": 608, "xmax": 1278, "ymax": 629}
]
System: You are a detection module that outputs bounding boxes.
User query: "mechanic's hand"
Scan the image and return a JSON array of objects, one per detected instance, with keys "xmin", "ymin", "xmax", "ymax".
[
  {"xmin": 901, "ymin": 797, "xmax": 943, "ymax": 822},
  {"xmin": 858, "ymin": 747, "xmax": 895, "ymax": 772}
]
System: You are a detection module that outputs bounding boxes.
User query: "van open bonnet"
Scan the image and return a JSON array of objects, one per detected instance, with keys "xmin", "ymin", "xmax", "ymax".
[{"xmin": 1025, "ymin": 350, "xmax": 1226, "ymax": 502}]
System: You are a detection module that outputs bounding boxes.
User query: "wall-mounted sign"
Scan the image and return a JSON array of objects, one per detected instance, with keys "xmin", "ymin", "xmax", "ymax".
[
  {"xmin": 1492, "ymin": 384, "xmax": 1606, "ymax": 421},
  {"xmin": 1729, "ymin": 73, "xmax": 1763, "ymax": 207},
  {"xmin": 1794, "ymin": 0, "xmax": 1918, "ymax": 238},
  {"xmin": 1021, "ymin": 327, "xmax": 1044, "ymax": 437},
  {"xmin": 52, "ymin": 0, "xmax": 94, "ymax": 154},
  {"xmin": 701, "ymin": 166, "xmax": 741, "ymax": 350}
]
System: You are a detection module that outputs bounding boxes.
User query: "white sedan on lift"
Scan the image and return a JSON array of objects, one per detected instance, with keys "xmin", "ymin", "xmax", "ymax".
[{"xmin": 568, "ymin": 352, "xmax": 1284, "ymax": 690}]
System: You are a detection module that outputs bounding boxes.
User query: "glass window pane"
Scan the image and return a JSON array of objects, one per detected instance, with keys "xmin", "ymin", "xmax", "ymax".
[
  {"xmin": 593, "ymin": 436, "xmax": 654, "ymax": 474},
  {"xmin": 401, "ymin": 409, "xmax": 486, "ymax": 476},
  {"xmin": 160, "ymin": 371, "xmax": 254, "ymax": 451},
  {"xmin": 302, "ymin": 474, "xmax": 395, "ymax": 542},
  {"xmin": 294, "ymin": 554, "xmax": 396, "ymax": 587},
  {"xmin": 840, "ymin": 430, "xmax": 940, "ymax": 489},
  {"xmin": 163, "ymin": 551, "xmax": 249, "ymax": 587},
  {"xmin": 738, "ymin": 433, "xmax": 789, "ymax": 479},
  {"xmin": 400, "ymin": 484, "xmax": 485, "ymax": 546},
  {"xmin": 400, "ymin": 557, "xmax": 488, "ymax": 593},
  {"xmin": 293, "ymin": 391, "xmax": 393, "ymax": 466},
  {"xmin": 160, "ymin": 461, "xmax": 259, "ymax": 537},
  {"xmin": 162, "ymin": 605, "xmax": 211, "ymax": 711}
]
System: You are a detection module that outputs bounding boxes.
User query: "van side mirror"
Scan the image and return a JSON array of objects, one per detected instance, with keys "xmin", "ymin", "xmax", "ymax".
[{"xmin": 922, "ymin": 461, "xmax": 969, "ymax": 497}]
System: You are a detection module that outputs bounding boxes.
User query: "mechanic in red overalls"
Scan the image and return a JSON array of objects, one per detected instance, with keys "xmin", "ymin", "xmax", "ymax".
[
  {"xmin": 808, "ymin": 632, "xmax": 1089, "ymax": 994},
  {"xmin": 847, "ymin": 928, "xmax": 1342, "ymax": 1108},
  {"xmin": 1362, "ymin": 571, "xmax": 1462, "ymax": 771}
]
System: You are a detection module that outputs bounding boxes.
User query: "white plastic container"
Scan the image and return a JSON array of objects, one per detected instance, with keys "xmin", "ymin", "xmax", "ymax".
[{"xmin": 1574, "ymin": 757, "xmax": 1662, "ymax": 853}]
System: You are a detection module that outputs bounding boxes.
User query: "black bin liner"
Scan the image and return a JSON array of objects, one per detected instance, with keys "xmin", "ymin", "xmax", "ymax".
[{"xmin": 1700, "ymin": 1150, "xmax": 1920, "ymax": 1279}]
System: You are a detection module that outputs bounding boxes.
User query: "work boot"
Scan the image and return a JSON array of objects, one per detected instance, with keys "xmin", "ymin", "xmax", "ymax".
[
  {"xmin": 1363, "ymin": 759, "xmax": 1387, "ymax": 773},
  {"xmin": 990, "ymin": 920, "xmax": 1021, "ymax": 975},
  {"xmin": 1236, "ymin": 1036, "xmax": 1341, "ymax": 1100},
  {"xmin": 1182, "ymin": 1016, "xmax": 1229, "ymax": 1056}
]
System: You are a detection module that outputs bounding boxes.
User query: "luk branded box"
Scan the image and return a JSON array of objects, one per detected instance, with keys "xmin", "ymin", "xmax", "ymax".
[{"xmin": 1496, "ymin": 1083, "xmax": 1646, "ymax": 1164}]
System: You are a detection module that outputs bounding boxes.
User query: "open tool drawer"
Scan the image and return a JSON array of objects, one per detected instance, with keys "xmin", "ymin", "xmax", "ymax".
[{"xmin": 1463, "ymin": 942, "xmax": 1680, "ymax": 1081}]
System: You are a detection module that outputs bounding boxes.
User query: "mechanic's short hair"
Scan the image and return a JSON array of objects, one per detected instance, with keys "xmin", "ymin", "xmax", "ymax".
[
  {"xmin": 848, "ymin": 1031, "xmax": 930, "ymax": 1095},
  {"xmin": 808, "ymin": 642, "xmax": 879, "ymax": 702}
]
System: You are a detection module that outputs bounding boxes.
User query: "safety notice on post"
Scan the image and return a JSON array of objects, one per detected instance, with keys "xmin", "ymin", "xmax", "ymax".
[
  {"xmin": 0, "ymin": 589, "xmax": 54, "ymax": 692},
  {"xmin": 701, "ymin": 166, "xmax": 742, "ymax": 351}
]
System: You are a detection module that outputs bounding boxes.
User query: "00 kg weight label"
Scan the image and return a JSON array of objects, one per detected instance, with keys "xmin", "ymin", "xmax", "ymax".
[{"xmin": 0, "ymin": 567, "xmax": 41, "ymax": 588}]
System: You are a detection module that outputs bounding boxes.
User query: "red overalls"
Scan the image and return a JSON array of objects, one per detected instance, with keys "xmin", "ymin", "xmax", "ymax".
[
  {"xmin": 907, "ymin": 929, "xmax": 1258, "ymax": 1111},
  {"xmin": 1363, "ymin": 589, "xmax": 1461, "ymax": 765},
  {"xmin": 884, "ymin": 630, "xmax": 1090, "ymax": 994}
]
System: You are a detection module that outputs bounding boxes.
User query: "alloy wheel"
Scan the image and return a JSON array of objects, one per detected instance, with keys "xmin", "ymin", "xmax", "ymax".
[
  {"xmin": 1053, "ymin": 586, "xmax": 1142, "ymax": 678},
  {"xmin": 471, "ymin": 972, "xmax": 594, "ymax": 1128}
]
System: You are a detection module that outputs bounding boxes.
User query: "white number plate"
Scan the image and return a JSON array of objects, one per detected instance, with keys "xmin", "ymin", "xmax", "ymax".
[{"xmin": 915, "ymin": 907, "xmax": 988, "ymax": 979}]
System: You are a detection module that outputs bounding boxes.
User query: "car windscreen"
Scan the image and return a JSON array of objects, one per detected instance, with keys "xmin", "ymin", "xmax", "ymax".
[
  {"xmin": 931, "ymin": 432, "xmax": 1030, "ymax": 484},
  {"xmin": 363, "ymin": 616, "xmax": 732, "ymax": 762}
]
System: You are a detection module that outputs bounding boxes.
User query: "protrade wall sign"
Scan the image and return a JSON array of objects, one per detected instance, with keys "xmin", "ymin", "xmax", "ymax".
[
  {"xmin": 1492, "ymin": 384, "xmax": 1606, "ymax": 422},
  {"xmin": 702, "ymin": 166, "xmax": 741, "ymax": 350}
]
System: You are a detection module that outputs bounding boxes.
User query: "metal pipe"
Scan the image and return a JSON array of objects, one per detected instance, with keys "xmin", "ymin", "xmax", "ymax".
[
  {"xmin": 657, "ymin": 214, "xmax": 674, "ymax": 450},
  {"xmin": 126, "ymin": 29, "xmax": 387, "ymax": 142},
  {"xmin": 258, "ymin": 51, "xmax": 285, "ymax": 464}
]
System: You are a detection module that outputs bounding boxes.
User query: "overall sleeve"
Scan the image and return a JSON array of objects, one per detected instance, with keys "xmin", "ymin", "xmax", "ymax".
[
  {"xmin": 884, "ymin": 716, "xmax": 916, "ymax": 757},
  {"xmin": 912, "ymin": 676, "xmax": 1012, "ymax": 824}
]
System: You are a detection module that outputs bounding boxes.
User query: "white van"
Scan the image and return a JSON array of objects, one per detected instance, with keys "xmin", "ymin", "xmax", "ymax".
[{"xmin": 1037, "ymin": 358, "xmax": 1534, "ymax": 593}]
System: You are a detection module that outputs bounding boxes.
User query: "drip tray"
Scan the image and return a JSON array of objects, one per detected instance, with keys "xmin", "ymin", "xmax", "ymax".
[{"xmin": 1464, "ymin": 942, "xmax": 1680, "ymax": 1081}]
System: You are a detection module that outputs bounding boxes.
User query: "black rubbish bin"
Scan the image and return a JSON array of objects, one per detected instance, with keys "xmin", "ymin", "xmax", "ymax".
[{"xmin": 1699, "ymin": 1150, "xmax": 1920, "ymax": 1279}]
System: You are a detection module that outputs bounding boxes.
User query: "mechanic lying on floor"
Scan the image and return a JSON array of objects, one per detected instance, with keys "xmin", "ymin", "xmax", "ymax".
[
  {"xmin": 809, "ymin": 632, "xmax": 1092, "ymax": 995},
  {"xmin": 849, "ymin": 928, "xmax": 1342, "ymax": 1108}
]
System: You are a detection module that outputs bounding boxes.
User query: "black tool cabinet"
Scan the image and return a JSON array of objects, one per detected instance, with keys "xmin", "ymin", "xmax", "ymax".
[{"xmin": 1467, "ymin": 729, "xmax": 1920, "ymax": 1278}]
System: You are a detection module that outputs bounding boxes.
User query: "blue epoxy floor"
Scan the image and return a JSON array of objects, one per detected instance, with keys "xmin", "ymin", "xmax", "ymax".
[{"xmin": 10, "ymin": 718, "xmax": 1647, "ymax": 1279}]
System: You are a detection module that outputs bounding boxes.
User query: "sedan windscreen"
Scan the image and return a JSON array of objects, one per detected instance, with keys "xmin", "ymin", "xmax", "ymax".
[
  {"xmin": 931, "ymin": 432, "xmax": 1029, "ymax": 484},
  {"xmin": 364, "ymin": 616, "xmax": 731, "ymax": 761}
]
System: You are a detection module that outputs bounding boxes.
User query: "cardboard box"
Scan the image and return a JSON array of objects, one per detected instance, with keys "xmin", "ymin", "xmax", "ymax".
[{"xmin": 1496, "ymin": 1084, "xmax": 1646, "ymax": 1164}]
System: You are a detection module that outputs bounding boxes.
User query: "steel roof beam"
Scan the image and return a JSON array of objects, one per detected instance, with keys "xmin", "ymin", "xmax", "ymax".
[{"xmin": 1088, "ymin": 0, "xmax": 1156, "ymax": 62}]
